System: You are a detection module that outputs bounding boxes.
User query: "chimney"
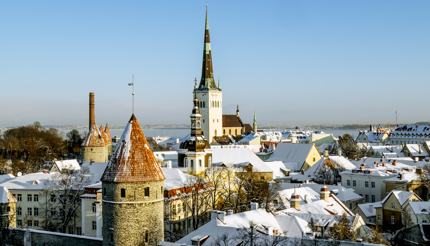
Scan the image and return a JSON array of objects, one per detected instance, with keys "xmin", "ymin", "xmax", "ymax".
[
  {"xmin": 250, "ymin": 202, "xmax": 259, "ymax": 210},
  {"xmin": 226, "ymin": 209, "xmax": 234, "ymax": 216},
  {"xmin": 89, "ymin": 92, "xmax": 95, "ymax": 130},
  {"xmin": 211, "ymin": 210, "xmax": 226, "ymax": 223},
  {"xmin": 290, "ymin": 193, "xmax": 301, "ymax": 210},
  {"xmin": 320, "ymin": 185, "xmax": 330, "ymax": 201}
]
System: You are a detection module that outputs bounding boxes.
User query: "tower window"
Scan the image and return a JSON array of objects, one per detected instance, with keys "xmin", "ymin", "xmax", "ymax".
[
  {"xmin": 190, "ymin": 160, "xmax": 194, "ymax": 168},
  {"xmin": 199, "ymin": 159, "xmax": 202, "ymax": 167},
  {"xmin": 144, "ymin": 187, "xmax": 150, "ymax": 197},
  {"xmin": 145, "ymin": 230, "xmax": 149, "ymax": 242},
  {"xmin": 120, "ymin": 188, "xmax": 126, "ymax": 198}
]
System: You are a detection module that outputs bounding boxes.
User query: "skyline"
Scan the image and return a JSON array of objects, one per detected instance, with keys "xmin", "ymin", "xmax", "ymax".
[{"xmin": 1, "ymin": 1, "xmax": 430, "ymax": 127}]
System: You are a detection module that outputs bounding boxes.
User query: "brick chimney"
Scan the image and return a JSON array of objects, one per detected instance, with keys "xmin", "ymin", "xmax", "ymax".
[{"xmin": 89, "ymin": 92, "xmax": 95, "ymax": 130}]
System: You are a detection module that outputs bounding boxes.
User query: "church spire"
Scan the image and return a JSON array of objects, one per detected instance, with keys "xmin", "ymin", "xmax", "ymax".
[
  {"xmin": 198, "ymin": 6, "xmax": 218, "ymax": 90},
  {"xmin": 190, "ymin": 93, "xmax": 203, "ymax": 137}
]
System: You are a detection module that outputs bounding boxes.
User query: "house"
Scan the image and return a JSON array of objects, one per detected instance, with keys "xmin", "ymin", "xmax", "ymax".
[
  {"xmin": 267, "ymin": 143, "xmax": 321, "ymax": 172},
  {"xmin": 375, "ymin": 190, "xmax": 421, "ymax": 230},
  {"xmin": 49, "ymin": 159, "xmax": 81, "ymax": 173},
  {"xmin": 404, "ymin": 201, "xmax": 430, "ymax": 226},
  {"xmin": 402, "ymin": 144, "xmax": 430, "ymax": 160},
  {"xmin": 388, "ymin": 124, "xmax": 430, "ymax": 145},
  {"xmin": 357, "ymin": 202, "xmax": 381, "ymax": 225}
]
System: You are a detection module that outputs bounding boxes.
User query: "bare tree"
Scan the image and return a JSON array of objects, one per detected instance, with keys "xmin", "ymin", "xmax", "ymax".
[{"xmin": 43, "ymin": 167, "xmax": 90, "ymax": 233}]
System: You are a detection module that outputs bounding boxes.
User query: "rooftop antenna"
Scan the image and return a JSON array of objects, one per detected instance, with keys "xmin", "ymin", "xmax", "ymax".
[{"xmin": 128, "ymin": 74, "xmax": 135, "ymax": 114}]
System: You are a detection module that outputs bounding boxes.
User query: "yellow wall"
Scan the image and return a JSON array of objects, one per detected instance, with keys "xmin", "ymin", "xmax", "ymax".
[
  {"xmin": 223, "ymin": 127, "xmax": 243, "ymax": 137},
  {"xmin": 302, "ymin": 145, "xmax": 322, "ymax": 171}
]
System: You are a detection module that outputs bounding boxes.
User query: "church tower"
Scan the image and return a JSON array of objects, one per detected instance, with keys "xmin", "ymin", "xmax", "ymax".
[
  {"xmin": 178, "ymin": 94, "xmax": 212, "ymax": 175},
  {"xmin": 101, "ymin": 114, "xmax": 165, "ymax": 246},
  {"xmin": 194, "ymin": 7, "xmax": 223, "ymax": 143}
]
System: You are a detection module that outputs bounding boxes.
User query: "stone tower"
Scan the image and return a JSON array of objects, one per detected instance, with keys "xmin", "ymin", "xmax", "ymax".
[
  {"xmin": 82, "ymin": 92, "xmax": 109, "ymax": 163},
  {"xmin": 178, "ymin": 94, "xmax": 212, "ymax": 175},
  {"xmin": 194, "ymin": 7, "xmax": 223, "ymax": 143},
  {"xmin": 101, "ymin": 114, "xmax": 165, "ymax": 246}
]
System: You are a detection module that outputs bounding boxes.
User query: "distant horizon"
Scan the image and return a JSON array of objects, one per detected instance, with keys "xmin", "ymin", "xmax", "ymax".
[{"xmin": 1, "ymin": 1, "xmax": 429, "ymax": 126}]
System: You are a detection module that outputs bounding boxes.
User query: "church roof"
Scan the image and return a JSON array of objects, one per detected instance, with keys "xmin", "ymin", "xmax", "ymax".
[
  {"xmin": 222, "ymin": 115, "xmax": 243, "ymax": 128},
  {"xmin": 102, "ymin": 114, "xmax": 165, "ymax": 183}
]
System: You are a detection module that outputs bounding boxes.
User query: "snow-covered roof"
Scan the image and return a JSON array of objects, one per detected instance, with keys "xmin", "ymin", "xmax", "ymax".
[
  {"xmin": 358, "ymin": 202, "xmax": 381, "ymax": 217},
  {"xmin": 162, "ymin": 167, "xmax": 196, "ymax": 190},
  {"xmin": 404, "ymin": 144, "xmax": 429, "ymax": 157},
  {"xmin": 267, "ymin": 143, "xmax": 317, "ymax": 170},
  {"xmin": 237, "ymin": 133, "xmax": 260, "ymax": 144},
  {"xmin": 81, "ymin": 162, "xmax": 108, "ymax": 184},
  {"xmin": 0, "ymin": 172, "xmax": 57, "ymax": 190},
  {"xmin": 408, "ymin": 201, "xmax": 430, "ymax": 215},
  {"xmin": 382, "ymin": 190, "xmax": 416, "ymax": 206},
  {"xmin": 52, "ymin": 159, "xmax": 81, "ymax": 172},
  {"xmin": 211, "ymin": 147, "xmax": 271, "ymax": 172},
  {"xmin": 327, "ymin": 156, "xmax": 356, "ymax": 170},
  {"xmin": 153, "ymin": 151, "xmax": 178, "ymax": 161},
  {"xmin": 283, "ymin": 195, "xmax": 353, "ymax": 216},
  {"xmin": 277, "ymin": 186, "xmax": 320, "ymax": 206},
  {"xmin": 0, "ymin": 174, "xmax": 15, "ymax": 183},
  {"xmin": 177, "ymin": 209, "xmax": 312, "ymax": 245}
]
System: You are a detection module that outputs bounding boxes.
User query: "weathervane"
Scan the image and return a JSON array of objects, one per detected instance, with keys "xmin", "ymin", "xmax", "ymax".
[{"xmin": 128, "ymin": 74, "xmax": 135, "ymax": 114}]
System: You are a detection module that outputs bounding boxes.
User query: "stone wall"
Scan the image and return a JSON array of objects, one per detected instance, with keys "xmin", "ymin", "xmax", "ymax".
[{"xmin": 1, "ymin": 228, "xmax": 102, "ymax": 246}]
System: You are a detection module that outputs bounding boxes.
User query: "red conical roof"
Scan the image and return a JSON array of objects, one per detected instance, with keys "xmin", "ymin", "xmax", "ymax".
[{"xmin": 102, "ymin": 114, "xmax": 165, "ymax": 183}]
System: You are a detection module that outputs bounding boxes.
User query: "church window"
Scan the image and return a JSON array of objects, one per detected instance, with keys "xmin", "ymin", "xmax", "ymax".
[
  {"xmin": 120, "ymin": 188, "xmax": 126, "ymax": 198},
  {"xmin": 229, "ymin": 129, "xmax": 232, "ymax": 135},
  {"xmin": 144, "ymin": 187, "xmax": 150, "ymax": 197},
  {"xmin": 223, "ymin": 129, "xmax": 226, "ymax": 135},
  {"xmin": 235, "ymin": 129, "xmax": 238, "ymax": 135}
]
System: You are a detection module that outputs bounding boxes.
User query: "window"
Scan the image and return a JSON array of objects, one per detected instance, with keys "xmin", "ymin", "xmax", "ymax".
[
  {"xmin": 34, "ymin": 207, "xmax": 39, "ymax": 216},
  {"xmin": 92, "ymin": 221, "xmax": 97, "ymax": 230},
  {"xmin": 144, "ymin": 187, "xmax": 150, "ymax": 197},
  {"xmin": 50, "ymin": 194, "xmax": 56, "ymax": 203},
  {"xmin": 391, "ymin": 215, "xmax": 396, "ymax": 224},
  {"xmin": 27, "ymin": 220, "xmax": 32, "ymax": 227},
  {"xmin": 371, "ymin": 195, "xmax": 376, "ymax": 202},
  {"xmin": 352, "ymin": 180, "xmax": 356, "ymax": 187},
  {"xmin": 365, "ymin": 195, "xmax": 369, "ymax": 202},
  {"xmin": 120, "ymin": 188, "xmax": 126, "ymax": 198},
  {"xmin": 371, "ymin": 182, "xmax": 375, "ymax": 188},
  {"xmin": 17, "ymin": 194, "xmax": 22, "ymax": 201},
  {"xmin": 34, "ymin": 220, "xmax": 39, "ymax": 227},
  {"xmin": 34, "ymin": 194, "xmax": 39, "ymax": 202},
  {"xmin": 17, "ymin": 220, "xmax": 22, "ymax": 226},
  {"xmin": 190, "ymin": 160, "xmax": 194, "ymax": 168},
  {"xmin": 145, "ymin": 230, "xmax": 149, "ymax": 243},
  {"xmin": 92, "ymin": 203, "xmax": 97, "ymax": 213},
  {"xmin": 365, "ymin": 181, "xmax": 369, "ymax": 188},
  {"xmin": 27, "ymin": 207, "xmax": 32, "ymax": 216},
  {"xmin": 76, "ymin": 227, "xmax": 82, "ymax": 235},
  {"xmin": 17, "ymin": 207, "xmax": 22, "ymax": 216},
  {"xmin": 199, "ymin": 159, "xmax": 202, "ymax": 167},
  {"xmin": 347, "ymin": 180, "xmax": 351, "ymax": 186},
  {"xmin": 27, "ymin": 194, "xmax": 32, "ymax": 202}
]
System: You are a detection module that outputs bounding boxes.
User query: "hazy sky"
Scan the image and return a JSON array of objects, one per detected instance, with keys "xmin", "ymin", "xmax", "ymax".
[{"xmin": 1, "ymin": 0, "xmax": 429, "ymax": 127}]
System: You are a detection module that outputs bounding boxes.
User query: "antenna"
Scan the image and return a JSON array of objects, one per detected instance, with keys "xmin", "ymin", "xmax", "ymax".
[{"xmin": 128, "ymin": 74, "xmax": 135, "ymax": 114}]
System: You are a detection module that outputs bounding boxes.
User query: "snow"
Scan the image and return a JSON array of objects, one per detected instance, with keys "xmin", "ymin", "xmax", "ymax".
[
  {"xmin": 162, "ymin": 167, "xmax": 196, "ymax": 190},
  {"xmin": 0, "ymin": 174, "xmax": 15, "ymax": 183},
  {"xmin": 382, "ymin": 190, "xmax": 415, "ymax": 206},
  {"xmin": 0, "ymin": 186, "xmax": 9, "ymax": 203},
  {"xmin": 358, "ymin": 202, "xmax": 381, "ymax": 217},
  {"xmin": 116, "ymin": 120, "xmax": 132, "ymax": 166},
  {"xmin": 52, "ymin": 159, "xmax": 81, "ymax": 172},
  {"xmin": 405, "ymin": 144, "xmax": 429, "ymax": 157},
  {"xmin": 267, "ymin": 143, "xmax": 316, "ymax": 170},
  {"xmin": 211, "ymin": 147, "xmax": 270, "ymax": 172},
  {"xmin": 0, "ymin": 172, "xmax": 58, "ymax": 190},
  {"xmin": 409, "ymin": 201, "xmax": 430, "ymax": 215}
]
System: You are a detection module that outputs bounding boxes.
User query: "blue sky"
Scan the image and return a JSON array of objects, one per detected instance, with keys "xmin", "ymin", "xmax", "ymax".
[{"xmin": 1, "ymin": 0, "xmax": 429, "ymax": 127}]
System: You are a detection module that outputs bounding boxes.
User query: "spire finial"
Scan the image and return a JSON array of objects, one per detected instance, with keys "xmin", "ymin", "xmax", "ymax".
[
  {"xmin": 205, "ymin": 4, "xmax": 209, "ymax": 30},
  {"xmin": 236, "ymin": 105, "xmax": 240, "ymax": 117}
]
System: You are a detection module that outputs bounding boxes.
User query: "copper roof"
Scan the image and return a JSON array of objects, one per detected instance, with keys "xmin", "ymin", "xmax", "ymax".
[
  {"xmin": 82, "ymin": 125, "xmax": 106, "ymax": 147},
  {"xmin": 102, "ymin": 114, "xmax": 165, "ymax": 183},
  {"xmin": 100, "ymin": 124, "xmax": 112, "ymax": 145},
  {"xmin": 222, "ymin": 115, "xmax": 243, "ymax": 128}
]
